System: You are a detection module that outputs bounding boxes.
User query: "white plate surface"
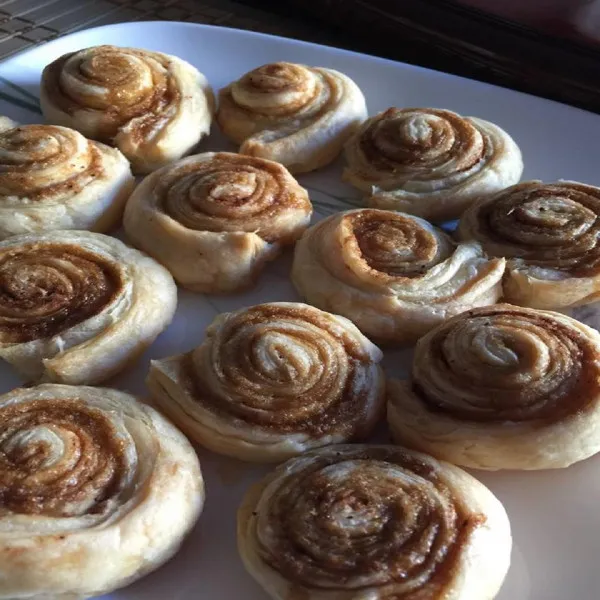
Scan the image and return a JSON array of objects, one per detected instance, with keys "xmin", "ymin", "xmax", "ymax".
[{"xmin": 0, "ymin": 20, "xmax": 599, "ymax": 600}]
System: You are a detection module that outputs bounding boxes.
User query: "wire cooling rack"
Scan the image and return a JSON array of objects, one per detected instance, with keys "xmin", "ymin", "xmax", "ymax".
[{"xmin": 0, "ymin": 0, "xmax": 327, "ymax": 59}]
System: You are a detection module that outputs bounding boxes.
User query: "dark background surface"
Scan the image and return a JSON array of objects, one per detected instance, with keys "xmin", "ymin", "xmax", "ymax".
[{"xmin": 1, "ymin": 0, "xmax": 599, "ymax": 113}]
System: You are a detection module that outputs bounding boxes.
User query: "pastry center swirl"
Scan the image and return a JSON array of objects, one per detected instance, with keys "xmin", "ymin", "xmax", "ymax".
[
  {"xmin": 0, "ymin": 242, "xmax": 123, "ymax": 343},
  {"xmin": 0, "ymin": 399, "xmax": 129, "ymax": 517},
  {"xmin": 413, "ymin": 307, "xmax": 600, "ymax": 422},
  {"xmin": 256, "ymin": 448, "xmax": 480, "ymax": 593}
]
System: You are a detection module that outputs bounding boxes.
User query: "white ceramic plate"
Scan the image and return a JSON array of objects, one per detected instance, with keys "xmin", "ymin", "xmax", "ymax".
[{"xmin": 0, "ymin": 20, "xmax": 599, "ymax": 600}]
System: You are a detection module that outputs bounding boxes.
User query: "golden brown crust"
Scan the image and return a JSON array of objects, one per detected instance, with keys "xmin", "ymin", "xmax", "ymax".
[
  {"xmin": 0, "ymin": 384, "xmax": 203, "ymax": 598},
  {"xmin": 147, "ymin": 303, "xmax": 385, "ymax": 462},
  {"xmin": 458, "ymin": 180, "xmax": 600, "ymax": 309},
  {"xmin": 0, "ymin": 230, "xmax": 177, "ymax": 385},
  {"xmin": 343, "ymin": 108, "xmax": 523, "ymax": 222},
  {"xmin": 238, "ymin": 444, "xmax": 512, "ymax": 600},
  {"xmin": 40, "ymin": 45, "xmax": 214, "ymax": 173},
  {"xmin": 217, "ymin": 62, "xmax": 367, "ymax": 173},
  {"xmin": 123, "ymin": 152, "xmax": 312, "ymax": 293},
  {"xmin": 387, "ymin": 304, "xmax": 600, "ymax": 470},
  {"xmin": 292, "ymin": 209, "xmax": 505, "ymax": 344}
]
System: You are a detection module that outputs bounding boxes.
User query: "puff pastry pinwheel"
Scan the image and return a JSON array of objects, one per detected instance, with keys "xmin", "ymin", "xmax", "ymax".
[
  {"xmin": 292, "ymin": 208, "xmax": 505, "ymax": 344},
  {"xmin": 0, "ymin": 230, "xmax": 177, "ymax": 385},
  {"xmin": 217, "ymin": 62, "xmax": 367, "ymax": 173},
  {"xmin": 0, "ymin": 121, "xmax": 134, "ymax": 239},
  {"xmin": 40, "ymin": 45, "xmax": 214, "ymax": 174},
  {"xmin": 458, "ymin": 180, "xmax": 600, "ymax": 310},
  {"xmin": 147, "ymin": 303, "xmax": 385, "ymax": 462},
  {"xmin": 387, "ymin": 304, "xmax": 600, "ymax": 470},
  {"xmin": 0, "ymin": 384, "xmax": 203, "ymax": 600},
  {"xmin": 343, "ymin": 107, "xmax": 523, "ymax": 222},
  {"xmin": 123, "ymin": 152, "xmax": 312, "ymax": 293},
  {"xmin": 238, "ymin": 444, "xmax": 512, "ymax": 600}
]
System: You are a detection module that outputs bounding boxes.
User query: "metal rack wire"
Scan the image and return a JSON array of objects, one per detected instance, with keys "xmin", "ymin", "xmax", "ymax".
[{"xmin": 0, "ymin": 0, "xmax": 316, "ymax": 59}]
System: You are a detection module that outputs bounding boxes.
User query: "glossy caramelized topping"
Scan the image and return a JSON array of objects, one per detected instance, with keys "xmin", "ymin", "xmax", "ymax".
[
  {"xmin": 460, "ymin": 181, "xmax": 600, "ymax": 275},
  {"xmin": 355, "ymin": 108, "xmax": 486, "ymax": 180},
  {"xmin": 411, "ymin": 305, "xmax": 600, "ymax": 423},
  {"xmin": 185, "ymin": 303, "xmax": 381, "ymax": 435},
  {"xmin": 253, "ymin": 446, "xmax": 483, "ymax": 594},
  {"xmin": 0, "ymin": 398, "xmax": 129, "ymax": 517},
  {"xmin": 0, "ymin": 124, "xmax": 103, "ymax": 200},
  {"xmin": 0, "ymin": 242, "xmax": 123, "ymax": 343},
  {"xmin": 42, "ymin": 45, "xmax": 181, "ymax": 139}
]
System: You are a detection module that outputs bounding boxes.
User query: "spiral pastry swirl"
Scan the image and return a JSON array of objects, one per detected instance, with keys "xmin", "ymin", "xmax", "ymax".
[
  {"xmin": 343, "ymin": 108, "xmax": 523, "ymax": 222},
  {"xmin": 458, "ymin": 180, "xmax": 600, "ymax": 310},
  {"xmin": 147, "ymin": 303, "xmax": 385, "ymax": 462},
  {"xmin": 0, "ymin": 384, "xmax": 203, "ymax": 599},
  {"xmin": 0, "ymin": 121, "xmax": 134, "ymax": 238},
  {"xmin": 0, "ymin": 230, "xmax": 176, "ymax": 385},
  {"xmin": 124, "ymin": 152, "xmax": 312, "ymax": 293},
  {"xmin": 40, "ymin": 45, "xmax": 214, "ymax": 174},
  {"xmin": 238, "ymin": 444, "xmax": 512, "ymax": 600},
  {"xmin": 292, "ymin": 209, "xmax": 505, "ymax": 344},
  {"xmin": 217, "ymin": 62, "xmax": 367, "ymax": 173},
  {"xmin": 387, "ymin": 304, "xmax": 600, "ymax": 470}
]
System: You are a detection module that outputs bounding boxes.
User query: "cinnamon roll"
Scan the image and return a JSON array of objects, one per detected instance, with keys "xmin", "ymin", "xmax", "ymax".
[
  {"xmin": 387, "ymin": 304, "xmax": 600, "ymax": 470},
  {"xmin": 147, "ymin": 303, "xmax": 385, "ymax": 462},
  {"xmin": 0, "ymin": 230, "xmax": 177, "ymax": 385},
  {"xmin": 292, "ymin": 209, "xmax": 505, "ymax": 344},
  {"xmin": 238, "ymin": 444, "xmax": 512, "ymax": 600},
  {"xmin": 0, "ymin": 122, "xmax": 134, "ymax": 239},
  {"xmin": 123, "ymin": 152, "xmax": 312, "ymax": 293},
  {"xmin": 217, "ymin": 62, "xmax": 367, "ymax": 173},
  {"xmin": 344, "ymin": 108, "xmax": 523, "ymax": 222},
  {"xmin": 458, "ymin": 180, "xmax": 600, "ymax": 309},
  {"xmin": 0, "ymin": 384, "xmax": 203, "ymax": 599},
  {"xmin": 40, "ymin": 45, "xmax": 214, "ymax": 174}
]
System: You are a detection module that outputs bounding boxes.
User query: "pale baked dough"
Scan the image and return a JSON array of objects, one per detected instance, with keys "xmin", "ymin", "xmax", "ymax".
[
  {"xmin": 0, "ymin": 383, "xmax": 203, "ymax": 600},
  {"xmin": 387, "ymin": 304, "xmax": 600, "ymax": 470},
  {"xmin": 238, "ymin": 444, "xmax": 512, "ymax": 600},
  {"xmin": 147, "ymin": 303, "xmax": 385, "ymax": 462},
  {"xmin": 217, "ymin": 62, "xmax": 367, "ymax": 173},
  {"xmin": 40, "ymin": 45, "xmax": 214, "ymax": 174},
  {"xmin": 458, "ymin": 180, "xmax": 600, "ymax": 309},
  {"xmin": 123, "ymin": 152, "xmax": 312, "ymax": 293},
  {"xmin": 0, "ymin": 121, "xmax": 134, "ymax": 239},
  {"xmin": 344, "ymin": 107, "xmax": 523, "ymax": 222},
  {"xmin": 0, "ymin": 230, "xmax": 177, "ymax": 385},
  {"xmin": 292, "ymin": 209, "xmax": 505, "ymax": 344}
]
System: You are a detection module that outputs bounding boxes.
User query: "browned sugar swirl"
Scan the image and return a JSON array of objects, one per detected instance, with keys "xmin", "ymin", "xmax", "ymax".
[
  {"xmin": 413, "ymin": 306, "xmax": 600, "ymax": 423},
  {"xmin": 257, "ymin": 447, "xmax": 484, "ymax": 594},
  {"xmin": 186, "ymin": 304, "xmax": 374, "ymax": 436},
  {"xmin": 358, "ymin": 108, "xmax": 484, "ymax": 176},
  {"xmin": 347, "ymin": 210, "xmax": 443, "ymax": 278},
  {"xmin": 0, "ymin": 125, "xmax": 104, "ymax": 199},
  {"xmin": 42, "ymin": 46, "xmax": 179, "ymax": 140},
  {"xmin": 158, "ymin": 153, "xmax": 307, "ymax": 242},
  {"xmin": 0, "ymin": 242, "xmax": 123, "ymax": 343},
  {"xmin": 471, "ymin": 182, "xmax": 600, "ymax": 275},
  {"xmin": 0, "ymin": 398, "xmax": 127, "ymax": 517}
]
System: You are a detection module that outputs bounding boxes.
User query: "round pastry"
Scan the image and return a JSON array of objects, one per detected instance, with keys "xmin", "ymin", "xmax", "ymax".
[
  {"xmin": 123, "ymin": 152, "xmax": 312, "ymax": 294},
  {"xmin": 0, "ymin": 229, "xmax": 177, "ymax": 385},
  {"xmin": 0, "ymin": 121, "xmax": 134, "ymax": 239},
  {"xmin": 292, "ymin": 208, "xmax": 505, "ymax": 344},
  {"xmin": 458, "ymin": 180, "xmax": 600, "ymax": 309},
  {"xmin": 217, "ymin": 62, "xmax": 367, "ymax": 173},
  {"xmin": 238, "ymin": 444, "xmax": 512, "ymax": 600},
  {"xmin": 147, "ymin": 302, "xmax": 385, "ymax": 462},
  {"xmin": 343, "ymin": 107, "xmax": 523, "ymax": 222},
  {"xmin": 0, "ymin": 383, "xmax": 203, "ymax": 599},
  {"xmin": 387, "ymin": 304, "xmax": 600, "ymax": 470},
  {"xmin": 40, "ymin": 45, "xmax": 214, "ymax": 174}
]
